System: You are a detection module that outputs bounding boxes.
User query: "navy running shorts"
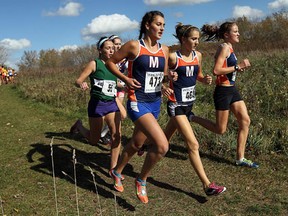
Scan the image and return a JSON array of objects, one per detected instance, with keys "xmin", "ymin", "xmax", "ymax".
[
  {"xmin": 167, "ymin": 101, "xmax": 193, "ymax": 117},
  {"xmin": 213, "ymin": 85, "xmax": 242, "ymax": 110}
]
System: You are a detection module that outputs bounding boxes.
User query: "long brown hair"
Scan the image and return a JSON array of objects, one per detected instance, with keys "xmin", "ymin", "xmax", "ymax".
[
  {"xmin": 201, "ymin": 21, "xmax": 236, "ymax": 41},
  {"xmin": 138, "ymin": 10, "xmax": 164, "ymax": 39}
]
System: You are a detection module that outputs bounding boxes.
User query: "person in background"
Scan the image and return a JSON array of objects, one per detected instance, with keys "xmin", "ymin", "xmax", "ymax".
[
  {"xmin": 106, "ymin": 10, "xmax": 171, "ymax": 204},
  {"xmin": 190, "ymin": 22, "xmax": 258, "ymax": 168},
  {"xmin": 100, "ymin": 35, "xmax": 127, "ymax": 145},
  {"xmin": 109, "ymin": 34, "xmax": 128, "ymax": 109},
  {"xmin": 160, "ymin": 23, "xmax": 226, "ymax": 196},
  {"xmin": 0, "ymin": 65, "xmax": 3, "ymax": 85},
  {"xmin": 70, "ymin": 36, "xmax": 122, "ymax": 172}
]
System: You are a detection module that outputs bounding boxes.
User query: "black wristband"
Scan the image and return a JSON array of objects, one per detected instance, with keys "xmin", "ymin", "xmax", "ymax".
[{"xmin": 234, "ymin": 65, "xmax": 239, "ymax": 71}]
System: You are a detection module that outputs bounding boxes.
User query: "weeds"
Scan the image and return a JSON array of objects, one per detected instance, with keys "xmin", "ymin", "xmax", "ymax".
[
  {"xmin": 15, "ymin": 49, "xmax": 288, "ymax": 156},
  {"xmin": 50, "ymin": 137, "xmax": 59, "ymax": 216}
]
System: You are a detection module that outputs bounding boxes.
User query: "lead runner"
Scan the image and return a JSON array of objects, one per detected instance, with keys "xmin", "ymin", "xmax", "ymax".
[{"xmin": 106, "ymin": 10, "xmax": 173, "ymax": 204}]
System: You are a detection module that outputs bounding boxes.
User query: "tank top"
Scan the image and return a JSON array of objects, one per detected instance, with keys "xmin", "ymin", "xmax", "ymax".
[
  {"xmin": 89, "ymin": 58, "xmax": 117, "ymax": 101},
  {"xmin": 215, "ymin": 45, "xmax": 238, "ymax": 86},
  {"xmin": 168, "ymin": 50, "xmax": 199, "ymax": 103},
  {"xmin": 127, "ymin": 39, "xmax": 166, "ymax": 102}
]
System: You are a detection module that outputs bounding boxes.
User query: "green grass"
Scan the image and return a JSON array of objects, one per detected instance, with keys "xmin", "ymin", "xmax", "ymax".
[{"xmin": 1, "ymin": 84, "xmax": 288, "ymax": 215}]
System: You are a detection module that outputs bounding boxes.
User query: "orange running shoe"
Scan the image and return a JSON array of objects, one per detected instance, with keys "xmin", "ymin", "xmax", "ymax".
[{"xmin": 135, "ymin": 178, "xmax": 148, "ymax": 204}]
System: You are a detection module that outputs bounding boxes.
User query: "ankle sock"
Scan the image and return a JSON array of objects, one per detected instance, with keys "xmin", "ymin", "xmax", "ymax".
[
  {"xmin": 136, "ymin": 177, "xmax": 146, "ymax": 185},
  {"xmin": 112, "ymin": 170, "xmax": 122, "ymax": 178}
]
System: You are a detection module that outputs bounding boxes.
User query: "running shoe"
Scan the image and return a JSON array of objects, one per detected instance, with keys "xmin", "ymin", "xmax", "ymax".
[
  {"xmin": 70, "ymin": 119, "xmax": 82, "ymax": 134},
  {"xmin": 135, "ymin": 178, "xmax": 148, "ymax": 204},
  {"xmin": 100, "ymin": 135, "xmax": 112, "ymax": 145},
  {"xmin": 110, "ymin": 169, "xmax": 124, "ymax": 192},
  {"xmin": 109, "ymin": 169, "xmax": 125, "ymax": 181},
  {"xmin": 204, "ymin": 182, "xmax": 226, "ymax": 196},
  {"xmin": 236, "ymin": 158, "xmax": 259, "ymax": 168}
]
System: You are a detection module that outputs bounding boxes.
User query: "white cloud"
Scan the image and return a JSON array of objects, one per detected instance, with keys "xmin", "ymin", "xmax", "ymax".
[
  {"xmin": 144, "ymin": 0, "xmax": 213, "ymax": 6},
  {"xmin": 81, "ymin": 14, "xmax": 139, "ymax": 41},
  {"xmin": 0, "ymin": 38, "xmax": 31, "ymax": 50},
  {"xmin": 268, "ymin": 0, "xmax": 288, "ymax": 10},
  {"xmin": 173, "ymin": 12, "xmax": 184, "ymax": 18},
  {"xmin": 59, "ymin": 45, "xmax": 78, "ymax": 51},
  {"xmin": 44, "ymin": 2, "xmax": 83, "ymax": 17},
  {"xmin": 232, "ymin": 5, "xmax": 265, "ymax": 20}
]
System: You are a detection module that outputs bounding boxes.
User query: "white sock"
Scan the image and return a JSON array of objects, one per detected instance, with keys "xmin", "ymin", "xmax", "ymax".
[
  {"xmin": 237, "ymin": 158, "xmax": 244, "ymax": 163},
  {"xmin": 101, "ymin": 124, "xmax": 109, "ymax": 138}
]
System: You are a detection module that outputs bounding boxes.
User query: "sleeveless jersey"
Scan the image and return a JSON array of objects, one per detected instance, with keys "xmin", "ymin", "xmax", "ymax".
[
  {"xmin": 127, "ymin": 39, "xmax": 166, "ymax": 102},
  {"xmin": 168, "ymin": 50, "xmax": 199, "ymax": 103},
  {"xmin": 215, "ymin": 45, "xmax": 238, "ymax": 86},
  {"xmin": 89, "ymin": 58, "xmax": 117, "ymax": 101}
]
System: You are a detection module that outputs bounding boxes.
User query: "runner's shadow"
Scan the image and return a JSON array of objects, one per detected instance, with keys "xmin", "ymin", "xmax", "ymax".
[
  {"xmin": 165, "ymin": 143, "xmax": 189, "ymax": 160},
  {"xmin": 26, "ymin": 142, "xmax": 135, "ymax": 212},
  {"xmin": 166, "ymin": 142, "xmax": 234, "ymax": 166},
  {"xmin": 199, "ymin": 152, "xmax": 235, "ymax": 166},
  {"xmin": 147, "ymin": 177, "xmax": 208, "ymax": 204},
  {"xmin": 45, "ymin": 131, "xmax": 131, "ymax": 151}
]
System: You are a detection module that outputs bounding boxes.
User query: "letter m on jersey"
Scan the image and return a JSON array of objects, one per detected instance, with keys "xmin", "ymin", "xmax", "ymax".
[
  {"xmin": 149, "ymin": 56, "xmax": 159, "ymax": 68},
  {"xmin": 186, "ymin": 66, "xmax": 194, "ymax": 77}
]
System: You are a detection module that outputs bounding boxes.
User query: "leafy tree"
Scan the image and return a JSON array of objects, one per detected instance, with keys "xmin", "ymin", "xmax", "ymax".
[{"xmin": 39, "ymin": 49, "xmax": 60, "ymax": 69}]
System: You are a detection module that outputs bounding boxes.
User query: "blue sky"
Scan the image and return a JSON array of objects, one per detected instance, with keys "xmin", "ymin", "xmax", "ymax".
[{"xmin": 1, "ymin": 0, "xmax": 287, "ymax": 69}]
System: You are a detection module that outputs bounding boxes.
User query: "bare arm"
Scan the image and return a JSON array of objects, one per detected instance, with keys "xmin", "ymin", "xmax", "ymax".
[
  {"xmin": 213, "ymin": 44, "xmax": 250, "ymax": 75},
  {"xmin": 106, "ymin": 40, "xmax": 141, "ymax": 90},
  {"xmin": 75, "ymin": 60, "xmax": 96, "ymax": 90},
  {"xmin": 196, "ymin": 51, "xmax": 212, "ymax": 85},
  {"xmin": 162, "ymin": 51, "xmax": 176, "ymax": 97}
]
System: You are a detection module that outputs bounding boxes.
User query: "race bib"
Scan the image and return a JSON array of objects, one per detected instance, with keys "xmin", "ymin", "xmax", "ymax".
[
  {"xmin": 144, "ymin": 72, "xmax": 164, "ymax": 93},
  {"xmin": 102, "ymin": 80, "xmax": 116, "ymax": 97},
  {"xmin": 181, "ymin": 86, "xmax": 196, "ymax": 102}
]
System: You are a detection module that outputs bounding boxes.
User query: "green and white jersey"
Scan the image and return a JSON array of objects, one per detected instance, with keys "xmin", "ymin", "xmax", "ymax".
[{"xmin": 89, "ymin": 58, "xmax": 117, "ymax": 101}]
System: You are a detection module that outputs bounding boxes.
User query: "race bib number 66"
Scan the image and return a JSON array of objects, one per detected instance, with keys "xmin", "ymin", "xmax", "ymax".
[
  {"xmin": 144, "ymin": 72, "xmax": 164, "ymax": 93},
  {"xmin": 182, "ymin": 86, "xmax": 196, "ymax": 102}
]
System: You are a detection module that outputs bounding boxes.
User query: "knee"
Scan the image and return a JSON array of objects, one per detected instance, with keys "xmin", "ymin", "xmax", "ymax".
[
  {"xmin": 239, "ymin": 116, "xmax": 250, "ymax": 129},
  {"xmin": 155, "ymin": 142, "xmax": 169, "ymax": 156},
  {"xmin": 187, "ymin": 141, "xmax": 199, "ymax": 153},
  {"xmin": 111, "ymin": 131, "xmax": 121, "ymax": 145}
]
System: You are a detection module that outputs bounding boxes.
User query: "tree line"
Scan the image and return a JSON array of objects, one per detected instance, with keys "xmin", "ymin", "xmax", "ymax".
[{"xmin": 17, "ymin": 11, "xmax": 288, "ymax": 73}]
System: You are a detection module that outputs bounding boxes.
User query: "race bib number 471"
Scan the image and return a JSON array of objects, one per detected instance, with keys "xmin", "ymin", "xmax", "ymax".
[{"xmin": 144, "ymin": 72, "xmax": 164, "ymax": 93}]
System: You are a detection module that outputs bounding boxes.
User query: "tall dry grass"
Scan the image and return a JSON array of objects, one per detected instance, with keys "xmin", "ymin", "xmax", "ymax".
[
  {"xmin": 14, "ymin": 13, "xmax": 288, "ymax": 156},
  {"xmin": 14, "ymin": 48, "xmax": 288, "ymax": 156}
]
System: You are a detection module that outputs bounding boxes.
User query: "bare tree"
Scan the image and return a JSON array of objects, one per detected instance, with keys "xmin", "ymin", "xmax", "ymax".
[
  {"xmin": 17, "ymin": 50, "xmax": 39, "ymax": 71},
  {"xmin": 0, "ymin": 46, "xmax": 8, "ymax": 64}
]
